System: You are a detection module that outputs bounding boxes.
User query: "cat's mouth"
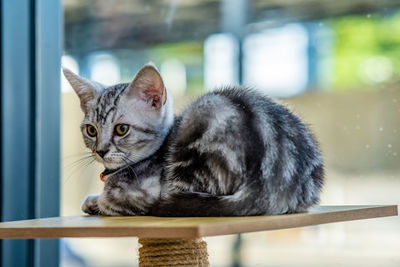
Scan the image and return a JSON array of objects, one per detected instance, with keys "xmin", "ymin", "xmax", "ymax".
[
  {"xmin": 96, "ymin": 156, "xmax": 125, "ymax": 170},
  {"xmin": 94, "ymin": 151, "xmax": 144, "ymax": 169},
  {"xmin": 102, "ymin": 160, "xmax": 126, "ymax": 170}
]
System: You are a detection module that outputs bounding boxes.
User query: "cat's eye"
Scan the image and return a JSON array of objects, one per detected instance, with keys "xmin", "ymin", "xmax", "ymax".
[
  {"xmin": 86, "ymin": 125, "xmax": 97, "ymax": 137},
  {"xmin": 114, "ymin": 124, "xmax": 129, "ymax": 136}
]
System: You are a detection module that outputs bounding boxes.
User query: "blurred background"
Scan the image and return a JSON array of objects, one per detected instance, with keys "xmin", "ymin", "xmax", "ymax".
[{"xmin": 60, "ymin": 0, "xmax": 400, "ymax": 266}]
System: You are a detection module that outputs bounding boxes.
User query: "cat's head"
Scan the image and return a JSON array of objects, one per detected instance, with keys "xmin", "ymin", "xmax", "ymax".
[{"xmin": 63, "ymin": 63, "xmax": 174, "ymax": 169}]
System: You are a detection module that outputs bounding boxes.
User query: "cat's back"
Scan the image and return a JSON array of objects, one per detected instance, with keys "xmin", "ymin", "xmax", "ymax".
[
  {"xmin": 165, "ymin": 88, "xmax": 276, "ymax": 195},
  {"xmin": 175, "ymin": 88, "xmax": 271, "ymax": 151},
  {"xmin": 160, "ymin": 87, "xmax": 323, "ymax": 215},
  {"xmin": 178, "ymin": 87, "xmax": 275, "ymax": 131}
]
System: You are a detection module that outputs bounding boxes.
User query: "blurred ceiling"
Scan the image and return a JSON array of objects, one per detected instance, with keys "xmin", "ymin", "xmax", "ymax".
[{"xmin": 64, "ymin": 0, "xmax": 400, "ymax": 54}]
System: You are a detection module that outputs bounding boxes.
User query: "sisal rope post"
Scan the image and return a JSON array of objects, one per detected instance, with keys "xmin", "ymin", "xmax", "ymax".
[{"xmin": 138, "ymin": 238, "xmax": 209, "ymax": 266}]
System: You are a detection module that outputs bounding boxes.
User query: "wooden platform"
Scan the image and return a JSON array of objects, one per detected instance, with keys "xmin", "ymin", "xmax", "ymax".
[{"xmin": 0, "ymin": 205, "xmax": 397, "ymax": 239}]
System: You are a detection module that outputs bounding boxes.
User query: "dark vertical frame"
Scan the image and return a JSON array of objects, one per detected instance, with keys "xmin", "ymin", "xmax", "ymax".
[
  {"xmin": 2, "ymin": 1, "xmax": 35, "ymax": 266},
  {"xmin": 33, "ymin": 0, "xmax": 62, "ymax": 266},
  {"xmin": 305, "ymin": 22, "xmax": 319, "ymax": 91},
  {"xmin": 1, "ymin": 0, "xmax": 62, "ymax": 266}
]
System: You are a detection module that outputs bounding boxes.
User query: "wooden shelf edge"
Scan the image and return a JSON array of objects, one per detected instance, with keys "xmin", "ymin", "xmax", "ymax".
[
  {"xmin": 0, "ymin": 205, "xmax": 397, "ymax": 239},
  {"xmin": 198, "ymin": 205, "xmax": 399, "ymax": 237}
]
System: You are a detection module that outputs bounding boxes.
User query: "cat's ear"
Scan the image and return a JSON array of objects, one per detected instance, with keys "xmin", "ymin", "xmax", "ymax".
[
  {"xmin": 127, "ymin": 63, "xmax": 167, "ymax": 109},
  {"xmin": 62, "ymin": 68, "xmax": 102, "ymax": 112}
]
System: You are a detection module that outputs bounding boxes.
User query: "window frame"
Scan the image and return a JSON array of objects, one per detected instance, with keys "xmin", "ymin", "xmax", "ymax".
[{"xmin": 1, "ymin": 0, "xmax": 62, "ymax": 266}]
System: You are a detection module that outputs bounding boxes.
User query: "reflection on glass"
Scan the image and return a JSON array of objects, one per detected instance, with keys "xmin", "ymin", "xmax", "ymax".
[
  {"xmin": 61, "ymin": 55, "xmax": 79, "ymax": 93},
  {"xmin": 160, "ymin": 59, "xmax": 187, "ymax": 95},
  {"xmin": 61, "ymin": 1, "xmax": 400, "ymax": 266},
  {"xmin": 88, "ymin": 52, "xmax": 120, "ymax": 85},
  {"xmin": 243, "ymin": 23, "xmax": 308, "ymax": 97},
  {"xmin": 204, "ymin": 33, "xmax": 239, "ymax": 90}
]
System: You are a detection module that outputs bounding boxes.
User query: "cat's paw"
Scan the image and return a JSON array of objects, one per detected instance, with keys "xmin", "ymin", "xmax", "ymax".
[{"xmin": 82, "ymin": 194, "xmax": 101, "ymax": 215}]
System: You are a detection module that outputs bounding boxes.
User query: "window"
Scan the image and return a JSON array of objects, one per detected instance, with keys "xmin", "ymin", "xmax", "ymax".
[{"xmin": 61, "ymin": 1, "xmax": 400, "ymax": 266}]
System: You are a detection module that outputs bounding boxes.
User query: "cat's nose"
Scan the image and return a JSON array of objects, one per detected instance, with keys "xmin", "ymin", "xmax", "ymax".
[{"xmin": 96, "ymin": 149, "xmax": 109, "ymax": 158}]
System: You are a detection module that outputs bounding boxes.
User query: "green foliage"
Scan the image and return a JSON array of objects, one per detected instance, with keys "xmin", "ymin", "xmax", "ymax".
[
  {"xmin": 149, "ymin": 42, "xmax": 204, "ymax": 93},
  {"xmin": 149, "ymin": 42, "xmax": 203, "ymax": 65},
  {"xmin": 329, "ymin": 11, "xmax": 400, "ymax": 91}
]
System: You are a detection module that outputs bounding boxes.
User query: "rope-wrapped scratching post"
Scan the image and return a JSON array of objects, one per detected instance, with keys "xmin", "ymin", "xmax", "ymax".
[{"xmin": 138, "ymin": 238, "xmax": 209, "ymax": 266}]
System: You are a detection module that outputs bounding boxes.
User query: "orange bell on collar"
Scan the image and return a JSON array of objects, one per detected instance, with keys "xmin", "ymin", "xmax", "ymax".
[{"xmin": 100, "ymin": 168, "xmax": 117, "ymax": 182}]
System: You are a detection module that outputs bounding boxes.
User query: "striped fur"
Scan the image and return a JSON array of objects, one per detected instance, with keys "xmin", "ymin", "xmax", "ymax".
[{"xmin": 64, "ymin": 64, "xmax": 324, "ymax": 217}]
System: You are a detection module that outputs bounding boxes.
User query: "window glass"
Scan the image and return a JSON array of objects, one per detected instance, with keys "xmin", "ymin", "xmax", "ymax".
[
  {"xmin": 243, "ymin": 23, "xmax": 309, "ymax": 97},
  {"xmin": 61, "ymin": 1, "xmax": 400, "ymax": 266}
]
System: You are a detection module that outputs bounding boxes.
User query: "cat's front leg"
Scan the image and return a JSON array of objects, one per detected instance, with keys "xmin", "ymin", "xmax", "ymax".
[
  {"xmin": 81, "ymin": 194, "xmax": 101, "ymax": 215},
  {"xmin": 81, "ymin": 193, "xmax": 128, "ymax": 216},
  {"xmin": 95, "ymin": 175, "xmax": 162, "ymax": 216}
]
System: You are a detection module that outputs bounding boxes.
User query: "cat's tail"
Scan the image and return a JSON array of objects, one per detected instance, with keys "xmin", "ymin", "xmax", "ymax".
[{"xmin": 149, "ymin": 189, "xmax": 267, "ymax": 217}]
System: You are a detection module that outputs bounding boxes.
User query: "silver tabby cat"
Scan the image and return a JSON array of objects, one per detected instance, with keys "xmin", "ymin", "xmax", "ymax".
[{"xmin": 63, "ymin": 63, "xmax": 324, "ymax": 217}]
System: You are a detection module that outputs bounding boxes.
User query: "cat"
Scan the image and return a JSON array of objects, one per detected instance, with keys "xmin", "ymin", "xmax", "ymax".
[{"xmin": 63, "ymin": 63, "xmax": 324, "ymax": 217}]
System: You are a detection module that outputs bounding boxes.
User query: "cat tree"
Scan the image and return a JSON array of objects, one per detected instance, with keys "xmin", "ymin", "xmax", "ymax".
[{"xmin": 0, "ymin": 205, "xmax": 397, "ymax": 266}]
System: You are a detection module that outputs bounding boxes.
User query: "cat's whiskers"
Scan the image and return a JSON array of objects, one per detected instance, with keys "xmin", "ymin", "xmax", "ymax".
[
  {"xmin": 62, "ymin": 153, "xmax": 97, "ymax": 184},
  {"xmin": 63, "ymin": 153, "xmax": 95, "ymax": 172},
  {"xmin": 63, "ymin": 152, "xmax": 94, "ymax": 160}
]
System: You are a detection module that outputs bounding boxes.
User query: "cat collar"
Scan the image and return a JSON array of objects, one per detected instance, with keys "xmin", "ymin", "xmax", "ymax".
[{"xmin": 100, "ymin": 168, "xmax": 118, "ymax": 182}]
